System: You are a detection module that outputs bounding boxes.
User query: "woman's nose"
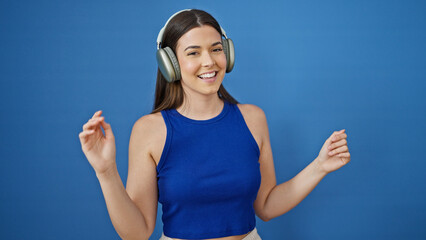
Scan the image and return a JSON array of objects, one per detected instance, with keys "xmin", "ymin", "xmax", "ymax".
[{"xmin": 201, "ymin": 52, "xmax": 215, "ymax": 68}]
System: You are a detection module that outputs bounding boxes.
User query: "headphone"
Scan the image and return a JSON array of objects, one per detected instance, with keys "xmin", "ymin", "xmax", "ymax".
[{"xmin": 156, "ymin": 9, "xmax": 235, "ymax": 83}]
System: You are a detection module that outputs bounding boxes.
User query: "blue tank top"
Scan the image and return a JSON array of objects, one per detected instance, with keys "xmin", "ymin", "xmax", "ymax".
[{"xmin": 157, "ymin": 101, "xmax": 261, "ymax": 239}]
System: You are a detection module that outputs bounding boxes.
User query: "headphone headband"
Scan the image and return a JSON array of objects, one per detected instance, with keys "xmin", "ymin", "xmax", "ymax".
[{"xmin": 156, "ymin": 9, "xmax": 228, "ymax": 49}]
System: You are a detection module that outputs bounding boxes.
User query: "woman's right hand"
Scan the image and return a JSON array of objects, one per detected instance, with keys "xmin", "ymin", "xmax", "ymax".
[{"xmin": 79, "ymin": 110, "xmax": 117, "ymax": 176}]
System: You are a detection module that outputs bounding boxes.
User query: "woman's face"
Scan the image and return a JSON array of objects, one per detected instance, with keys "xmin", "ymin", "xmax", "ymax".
[{"xmin": 175, "ymin": 25, "xmax": 227, "ymax": 98}]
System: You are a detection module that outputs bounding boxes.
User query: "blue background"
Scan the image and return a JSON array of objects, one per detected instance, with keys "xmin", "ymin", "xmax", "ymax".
[{"xmin": 1, "ymin": 0, "xmax": 425, "ymax": 239}]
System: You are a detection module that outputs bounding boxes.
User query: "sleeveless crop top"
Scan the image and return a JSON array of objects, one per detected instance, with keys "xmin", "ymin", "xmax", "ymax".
[{"xmin": 157, "ymin": 101, "xmax": 261, "ymax": 239}]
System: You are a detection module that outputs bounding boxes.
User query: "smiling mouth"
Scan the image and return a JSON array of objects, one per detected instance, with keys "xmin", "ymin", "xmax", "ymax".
[{"xmin": 197, "ymin": 71, "xmax": 217, "ymax": 79}]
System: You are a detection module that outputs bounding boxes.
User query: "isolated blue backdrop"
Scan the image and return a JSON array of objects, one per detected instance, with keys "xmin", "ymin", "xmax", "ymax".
[{"xmin": 1, "ymin": 0, "xmax": 425, "ymax": 239}]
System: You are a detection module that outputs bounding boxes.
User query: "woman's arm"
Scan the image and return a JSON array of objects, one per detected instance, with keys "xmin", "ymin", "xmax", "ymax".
[
  {"xmin": 96, "ymin": 165, "xmax": 154, "ymax": 240},
  {"xmin": 259, "ymin": 157, "xmax": 327, "ymax": 221},
  {"xmin": 79, "ymin": 112, "xmax": 160, "ymax": 240},
  {"xmin": 261, "ymin": 130, "xmax": 349, "ymax": 221},
  {"xmin": 238, "ymin": 105, "xmax": 350, "ymax": 222}
]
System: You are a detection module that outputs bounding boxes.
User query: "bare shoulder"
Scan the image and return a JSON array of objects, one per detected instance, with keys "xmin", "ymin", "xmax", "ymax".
[
  {"xmin": 236, "ymin": 103, "xmax": 267, "ymax": 123},
  {"xmin": 132, "ymin": 112, "xmax": 165, "ymax": 134},
  {"xmin": 236, "ymin": 103, "xmax": 268, "ymax": 149},
  {"xmin": 130, "ymin": 112, "xmax": 166, "ymax": 166}
]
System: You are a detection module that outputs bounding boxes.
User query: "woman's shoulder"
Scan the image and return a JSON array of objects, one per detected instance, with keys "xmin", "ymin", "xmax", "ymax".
[
  {"xmin": 130, "ymin": 112, "xmax": 167, "ymax": 164},
  {"xmin": 235, "ymin": 103, "xmax": 268, "ymax": 150},
  {"xmin": 131, "ymin": 111, "xmax": 166, "ymax": 137},
  {"xmin": 236, "ymin": 103, "xmax": 267, "ymax": 122}
]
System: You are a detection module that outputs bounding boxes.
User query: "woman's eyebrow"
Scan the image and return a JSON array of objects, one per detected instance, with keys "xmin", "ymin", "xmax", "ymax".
[
  {"xmin": 184, "ymin": 42, "xmax": 223, "ymax": 51},
  {"xmin": 184, "ymin": 45, "xmax": 200, "ymax": 51},
  {"xmin": 211, "ymin": 41, "xmax": 222, "ymax": 47}
]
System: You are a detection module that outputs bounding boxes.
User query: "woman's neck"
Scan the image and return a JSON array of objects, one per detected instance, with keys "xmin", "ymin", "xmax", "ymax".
[{"xmin": 176, "ymin": 94, "xmax": 224, "ymax": 120}]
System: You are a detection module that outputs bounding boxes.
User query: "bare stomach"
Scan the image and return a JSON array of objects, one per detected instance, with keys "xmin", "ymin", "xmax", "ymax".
[{"xmin": 169, "ymin": 232, "xmax": 250, "ymax": 240}]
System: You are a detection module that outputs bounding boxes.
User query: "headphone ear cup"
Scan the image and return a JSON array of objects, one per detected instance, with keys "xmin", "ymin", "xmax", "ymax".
[
  {"xmin": 222, "ymin": 38, "xmax": 235, "ymax": 73},
  {"xmin": 156, "ymin": 47, "xmax": 181, "ymax": 82}
]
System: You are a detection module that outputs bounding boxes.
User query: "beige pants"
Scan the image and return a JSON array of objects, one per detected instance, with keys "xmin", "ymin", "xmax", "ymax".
[{"xmin": 159, "ymin": 227, "xmax": 261, "ymax": 240}]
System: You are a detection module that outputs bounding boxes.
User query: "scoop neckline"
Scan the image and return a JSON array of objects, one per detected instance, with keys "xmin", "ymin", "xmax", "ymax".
[{"xmin": 170, "ymin": 101, "xmax": 230, "ymax": 124}]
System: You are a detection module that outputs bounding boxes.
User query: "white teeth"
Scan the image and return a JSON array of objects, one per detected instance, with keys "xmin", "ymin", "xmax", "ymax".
[{"xmin": 198, "ymin": 72, "xmax": 216, "ymax": 79}]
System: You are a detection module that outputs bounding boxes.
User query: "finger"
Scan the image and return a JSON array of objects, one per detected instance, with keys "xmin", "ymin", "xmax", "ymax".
[
  {"xmin": 83, "ymin": 118, "xmax": 99, "ymax": 130},
  {"xmin": 79, "ymin": 129, "xmax": 95, "ymax": 141},
  {"xmin": 91, "ymin": 110, "xmax": 103, "ymax": 119},
  {"xmin": 332, "ymin": 133, "xmax": 347, "ymax": 142},
  {"xmin": 89, "ymin": 116, "xmax": 104, "ymax": 122},
  {"xmin": 83, "ymin": 117, "xmax": 104, "ymax": 131},
  {"xmin": 340, "ymin": 157, "xmax": 350, "ymax": 165},
  {"xmin": 82, "ymin": 119, "xmax": 98, "ymax": 131},
  {"xmin": 337, "ymin": 152, "xmax": 351, "ymax": 158},
  {"xmin": 100, "ymin": 118, "xmax": 114, "ymax": 139},
  {"xmin": 328, "ymin": 145, "xmax": 349, "ymax": 156},
  {"xmin": 328, "ymin": 131, "xmax": 338, "ymax": 143},
  {"xmin": 328, "ymin": 139, "xmax": 347, "ymax": 150}
]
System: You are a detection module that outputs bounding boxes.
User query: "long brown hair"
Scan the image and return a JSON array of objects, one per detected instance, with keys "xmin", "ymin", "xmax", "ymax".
[{"xmin": 151, "ymin": 9, "xmax": 238, "ymax": 114}]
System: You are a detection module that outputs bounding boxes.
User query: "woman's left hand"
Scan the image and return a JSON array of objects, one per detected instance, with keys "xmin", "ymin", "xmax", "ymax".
[{"xmin": 316, "ymin": 129, "xmax": 351, "ymax": 174}]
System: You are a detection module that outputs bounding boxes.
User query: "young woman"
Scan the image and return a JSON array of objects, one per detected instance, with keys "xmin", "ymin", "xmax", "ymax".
[{"xmin": 78, "ymin": 9, "xmax": 351, "ymax": 240}]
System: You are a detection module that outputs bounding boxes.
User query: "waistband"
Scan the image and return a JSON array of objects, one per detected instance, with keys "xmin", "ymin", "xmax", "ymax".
[
  {"xmin": 159, "ymin": 227, "xmax": 261, "ymax": 240},
  {"xmin": 242, "ymin": 227, "xmax": 261, "ymax": 240}
]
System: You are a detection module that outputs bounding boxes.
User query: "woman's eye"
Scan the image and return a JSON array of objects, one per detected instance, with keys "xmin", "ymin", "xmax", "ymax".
[
  {"xmin": 213, "ymin": 48, "xmax": 223, "ymax": 52},
  {"xmin": 187, "ymin": 52, "xmax": 198, "ymax": 56}
]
